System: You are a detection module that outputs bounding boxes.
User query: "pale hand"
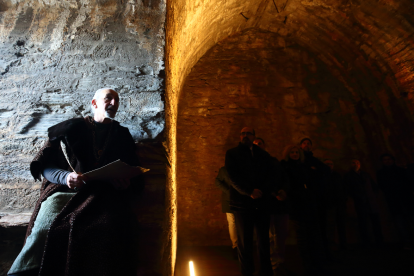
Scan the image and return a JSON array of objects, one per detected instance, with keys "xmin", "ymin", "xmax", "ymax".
[
  {"xmin": 250, "ymin": 189, "xmax": 263, "ymax": 199},
  {"xmin": 66, "ymin": 172, "xmax": 87, "ymax": 189}
]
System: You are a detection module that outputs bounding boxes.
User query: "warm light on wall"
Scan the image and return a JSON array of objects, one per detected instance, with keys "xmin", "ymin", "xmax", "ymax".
[{"xmin": 189, "ymin": 261, "xmax": 196, "ymax": 276}]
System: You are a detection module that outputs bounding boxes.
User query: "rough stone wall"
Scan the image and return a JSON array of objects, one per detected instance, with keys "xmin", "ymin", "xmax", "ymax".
[
  {"xmin": 0, "ymin": 0, "xmax": 165, "ymax": 211},
  {"xmin": 176, "ymin": 29, "xmax": 414, "ymax": 246},
  {"xmin": 0, "ymin": 1, "xmax": 169, "ymax": 275}
]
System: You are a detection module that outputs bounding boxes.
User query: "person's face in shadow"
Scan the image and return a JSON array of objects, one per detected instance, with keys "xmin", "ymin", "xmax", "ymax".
[{"xmin": 289, "ymin": 147, "xmax": 300, "ymax": 161}]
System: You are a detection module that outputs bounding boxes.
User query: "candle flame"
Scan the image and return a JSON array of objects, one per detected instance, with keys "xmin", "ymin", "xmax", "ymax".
[{"xmin": 189, "ymin": 261, "xmax": 196, "ymax": 276}]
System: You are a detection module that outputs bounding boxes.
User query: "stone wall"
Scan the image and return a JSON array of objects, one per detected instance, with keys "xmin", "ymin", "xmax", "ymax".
[
  {"xmin": 166, "ymin": 0, "xmax": 414, "ymax": 249},
  {"xmin": 0, "ymin": 1, "xmax": 168, "ymax": 275},
  {"xmin": 0, "ymin": 0, "xmax": 165, "ymax": 211},
  {"xmin": 176, "ymin": 29, "xmax": 414, "ymax": 246}
]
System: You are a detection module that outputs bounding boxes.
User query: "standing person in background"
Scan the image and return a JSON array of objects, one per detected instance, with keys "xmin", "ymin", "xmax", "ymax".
[
  {"xmin": 323, "ymin": 159, "xmax": 348, "ymax": 251},
  {"xmin": 344, "ymin": 159, "xmax": 383, "ymax": 247},
  {"xmin": 215, "ymin": 166, "xmax": 238, "ymax": 258},
  {"xmin": 299, "ymin": 138, "xmax": 330, "ymax": 193},
  {"xmin": 299, "ymin": 138, "xmax": 331, "ymax": 258},
  {"xmin": 281, "ymin": 145, "xmax": 328, "ymax": 276},
  {"xmin": 377, "ymin": 154, "xmax": 414, "ymax": 250},
  {"xmin": 225, "ymin": 127, "xmax": 275, "ymax": 276},
  {"xmin": 253, "ymin": 138, "xmax": 289, "ymax": 274}
]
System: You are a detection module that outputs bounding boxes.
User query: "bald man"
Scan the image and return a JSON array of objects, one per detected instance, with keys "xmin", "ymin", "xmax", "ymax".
[
  {"xmin": 225, "ymin": 127, "xmax": 275, "ymax": 276},
  {"xmin": 8, "ymin": 88, "xmax": 144, "ymax": 276}
]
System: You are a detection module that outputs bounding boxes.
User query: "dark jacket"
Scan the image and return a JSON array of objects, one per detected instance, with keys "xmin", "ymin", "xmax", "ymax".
[
  {"xmin": 280, "ymin": 159, "xmax": 317, "ymax": 220},
  {"xmin": 377, "ymin": 165, "xmax": 414, "ymax": 215},
  {"xmin": 215, "ymin": 166, "xmax": 234, "ymax": 213},
  {"xmin": 27, "ymin": 117, "xmax": 142, "ymax": 276},
  {"xmin": 268, "ymin": 156, "xmax": 290, "ymax": 214},
  {"xmin": 303, "ymin": 151, "xmax": 330, "ymax": 197},
  {"xmin": 344, "ymin": 170, "xmax": 380, "ymax": 214},
  {"xmin": 324, "ymin": 170, "xmax": 347, "ymax": 209},
  {"xmin": 225, "ymin": 143, "xmax": 274, "ymax": 212}
]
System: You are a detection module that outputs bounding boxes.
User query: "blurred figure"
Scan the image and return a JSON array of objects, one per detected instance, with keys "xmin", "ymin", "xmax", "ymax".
[
  {"xmin": 344, "ymin": 159, "xmax": 383, "ymax": 246},
  {"xmin": 215, "ymin": 166, "xmax": 238, "ymax": 258},
  {"xmin": 281, "ymin": 145, "xmax": 327, "ymax": 275},
  {"xmin": 377, "ymin": 153, "xmax": 414, "ymax": 249},
  {"xmin": 225, "ymin": 127, "xmax": 276, "ymax": 276},
  {"xmin": 253, "ymin": 138, "xmax": 289, "ymax": 273},
  {"xmin": 299, "ymin": 138, "xmax": 331, "ymax": 257},
  {"xmin": 323, "ymin": 159, "xmax": 348, "ymax": 251}
]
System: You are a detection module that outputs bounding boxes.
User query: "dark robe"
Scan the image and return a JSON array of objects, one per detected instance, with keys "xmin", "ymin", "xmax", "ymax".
[
  {"xmin": 344, "ymin": 170, "xmax": 380, "ymax": 214},
  {"xmin": 26, "ymin": 116, "xmax": 143, "ymax": 276},
  {"xmin": 377, "ymin": 165, "xmax": 414, "ymax": 216}
]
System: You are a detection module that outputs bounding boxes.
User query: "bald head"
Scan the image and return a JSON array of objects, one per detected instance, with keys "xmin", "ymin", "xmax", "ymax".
[
  {"xmin": 240, "ymin": 126, "xmax": 256, "ymax": 146},
  {"xmin": 92, "ymin": 88, "xmax": 117, "ymax": 102},
  {"xmin": 91, "ymin": 88, "xmax": 119, "ymax": 123}
]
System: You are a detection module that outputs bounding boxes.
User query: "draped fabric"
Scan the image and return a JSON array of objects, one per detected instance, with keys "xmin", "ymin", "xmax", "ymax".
[{"xmin": 24, "ymin": 117, "xmax": 143, "ymax": 276}]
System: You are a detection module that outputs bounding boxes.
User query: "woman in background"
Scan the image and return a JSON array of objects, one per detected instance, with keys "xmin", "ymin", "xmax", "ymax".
[{"xmin": 281, "ymin": 145, "xmax": 328, "ymax": 276}]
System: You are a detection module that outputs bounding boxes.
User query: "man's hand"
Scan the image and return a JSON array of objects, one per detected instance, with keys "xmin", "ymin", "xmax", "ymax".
[
  {"xmin": 276, "ymin": 189, "xmax": 287, "ymax": 201},
  {"xmin": 66, "ymin": 172, "xmax": 87, "ymax": 189},
  {"xmin": 250, "ymin": 189, "xmax": 263, "ymax": 199},
  {"xmin": 110, "ymin": 178, "xmax": 131, "ymax": 190}
]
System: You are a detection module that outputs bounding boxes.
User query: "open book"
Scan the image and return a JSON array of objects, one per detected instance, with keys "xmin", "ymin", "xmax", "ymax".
[{"xmin": 83, "ymin": 160, "xmax": 150, "ymax": 180}]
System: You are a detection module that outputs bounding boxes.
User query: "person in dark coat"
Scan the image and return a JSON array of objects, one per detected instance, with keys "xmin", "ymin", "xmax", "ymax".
[
  {"xmin": 225, "ymin": 127, "xmax": 275, "ymax": 276},
  {"xmin": 253, "ymin": 138, "xmax": 289, "ymax": 271},
  {"xmin": 299, "ymin": 138, "xmax": 331, "ymax": 257},
  {"xmin": 344, "ymin": 159, "xmax": 383, "ymax": 246},
  {"xmin": 281, "ymin": 145, "xmax": 327, "ymax": 275},
  {"xmin": 299, "ymin": 138, "xmax": 330, "ymax": 194},
  {"xmin": 215, "ymin": 166, "xmax": 238, "ymax": 256},
  {"xmin": 8, "ymin": 88, "xmax": 144, "ymax": 276},
  {"xmin": 377, "ymin": 153, "xmax": 414, "ymax": 249},
  {"xmin": 323, "ymin": 159, "xmax": 347, "ymax": 250}
]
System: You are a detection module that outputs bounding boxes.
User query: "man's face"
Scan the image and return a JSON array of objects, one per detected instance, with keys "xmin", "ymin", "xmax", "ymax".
[
  {"xmin": 253, "ymin": 139, "xmax": 265, "ymax": 150},
  {"xmin": 324, "ymin": 160, "xmax": 334, "ymax": 171},
  {"xmin": 351, "ymin": 160, "xmax": 361, "ymax": 172},
  {"xmin": 240, "ymin": 128, "xmax": 255, "ymax": 146},
  {"xmin": 382, "ymin": 156, "xmax": 394, "ymax": 167},
  {"xmin": 301, "ymin": 140, "xmax": 312, "ymax": 152},
  {"xmin": 92, "ymin": 89, "xmax": 119, "ymax": 119}
]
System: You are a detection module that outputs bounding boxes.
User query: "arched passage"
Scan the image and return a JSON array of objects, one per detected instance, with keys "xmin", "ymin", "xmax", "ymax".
[
  {"xmin": 166, "ymin": 0, "xmax": 414, "ymax": 259},
  {"xmin": 175, "ymin": 27, "xmax": 414, "ymax": 246}
]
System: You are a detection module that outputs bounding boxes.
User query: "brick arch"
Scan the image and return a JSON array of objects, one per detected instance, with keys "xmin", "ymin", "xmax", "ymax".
[{"xmin": 166, "ymin": 0, "xmax": 414, "ymax": 270}]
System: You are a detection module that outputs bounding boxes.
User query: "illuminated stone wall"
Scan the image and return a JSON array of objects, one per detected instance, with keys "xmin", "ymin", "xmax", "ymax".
[
  {"xmin": 166, "ymin": 0, "xmax": 414, "ymax": 248},
  {"xmin": 176, "ymin": 28, "xmax": 414, "ymax": 245}
]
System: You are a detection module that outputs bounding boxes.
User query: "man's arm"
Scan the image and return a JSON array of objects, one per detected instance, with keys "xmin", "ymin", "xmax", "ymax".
[
  {"xmin": 42, "ymin": 163, "xmax": 70, "ymax": 185},
  {"xmin": 215, "ymin": 167, "xmax": 230, "ymax": 194},
  {"xmin": 40, "ymin": 145, "xmax": 86, "ymax": 189}
]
